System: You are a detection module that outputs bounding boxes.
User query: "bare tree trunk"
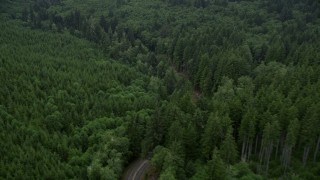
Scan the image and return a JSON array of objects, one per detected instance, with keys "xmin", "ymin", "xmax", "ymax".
[
  {"xmin": 288, "ymin": 147, "xmax": 292, "ymax": 167},
  {"xmin": 313, "ymin": 135, "xmax": 320, "ymax": 162},
  {"xmin": 248, "ymin": 141, "xmax": 252, "ymax": 160},
  {"xmin": 255, "ymin": 135, "xmax": 259, "ymax": 154},
  {"xmin": 266, "ymin": 142, "xmax": 273, "ymax": 174},
  {"xmin": 303, "ymin": 147, "xmax": 310, "ymax": 167},
  {"xmin": 241, "ymin": 137, "xmax": 247, "ymax": 161},
  {"xmin": 259, "ymin": 139, "xmax": 264, "ymax": 161},
  {"xmin": 281, "ymin": 144, "xmax": 286, "ymax": 166},
  {"xmin": 303, "ymin": 147, "xmax": 306, "ymax": 166},
  {"xmin": 260, "ymin": 147, "xmax": 264, "ymax": 166},
  {"xmin": 282, "ymin": 145, "xmax": 290, "ymax": 174},
  {"xmin": 241, "ymin": 139, "xmax": 246, "ymax": 161},
  {"xmin": 284, "ymin": 147, "xmax": 288, "ymax": 168},
  {"xmin": 275, "ymin": 141, "xmax": 279, "ymax": 159}
]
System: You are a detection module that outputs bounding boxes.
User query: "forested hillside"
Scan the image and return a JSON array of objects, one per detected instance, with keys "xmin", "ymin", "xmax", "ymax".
[{"xmin": 1, "ymin": 0, "xmax": 320, "ymax": 179}]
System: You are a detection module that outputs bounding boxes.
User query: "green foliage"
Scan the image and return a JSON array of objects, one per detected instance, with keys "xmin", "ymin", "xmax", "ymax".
[
  {"xmin": 1, "ymin": 0, "xmax": 320, "ymax": 179},
  {"xmin": 229, "ymin": 161, "xmax": 263, "ymax": 180},
  {"xmin": 0, "ymin": 20, "xmax": 153, "ymax": 179},
  {"xmin": 207, "ymin": 148, "xmax": 227, "ymax": 180},
  {"xmin": 201, "ymin": 113, "xmax": 224, "ymax": 159},
  {"xmin": 220, "ymin": 127, "xmax": 238, "ymax": 164}
]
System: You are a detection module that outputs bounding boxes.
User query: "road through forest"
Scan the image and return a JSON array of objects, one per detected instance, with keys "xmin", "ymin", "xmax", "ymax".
[{"xmin": 122, "ymin": 159, "xmax": 150, "ymax": 180}]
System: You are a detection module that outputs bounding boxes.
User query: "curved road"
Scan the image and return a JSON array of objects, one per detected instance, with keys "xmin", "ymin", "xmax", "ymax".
[{"xmin": 123, "ymin": 159, "xmax": 150, "ymax": 180}]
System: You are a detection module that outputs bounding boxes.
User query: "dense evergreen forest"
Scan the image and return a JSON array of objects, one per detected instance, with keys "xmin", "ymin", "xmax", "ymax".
[{"xmin": 1, "ymin": 0, "xmax": 320, "ymax": 179}]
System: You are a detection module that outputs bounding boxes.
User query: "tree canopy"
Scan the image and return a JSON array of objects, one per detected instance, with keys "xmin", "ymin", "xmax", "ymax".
[{"xmin": 1, "ymin": 0, "xmax": 320, "ymax": 179}]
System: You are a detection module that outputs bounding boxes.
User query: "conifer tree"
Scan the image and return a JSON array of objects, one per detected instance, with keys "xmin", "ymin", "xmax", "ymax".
[
  {"xmin": 220, "ymin": 127, "xmax": 238, "ymax": 164},
  {"xmin": 207, "ymin": 148, "xmax": 227, "ymax": 180},
  {"xmin": 201, "ymin": 113, "xmax": 223, "ymax": 159}
]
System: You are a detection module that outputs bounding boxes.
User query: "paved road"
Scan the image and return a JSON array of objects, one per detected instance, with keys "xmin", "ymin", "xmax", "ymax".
[{"xmin": 123, "ymin": 159, "xmax": 150, "ymax": 180}]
